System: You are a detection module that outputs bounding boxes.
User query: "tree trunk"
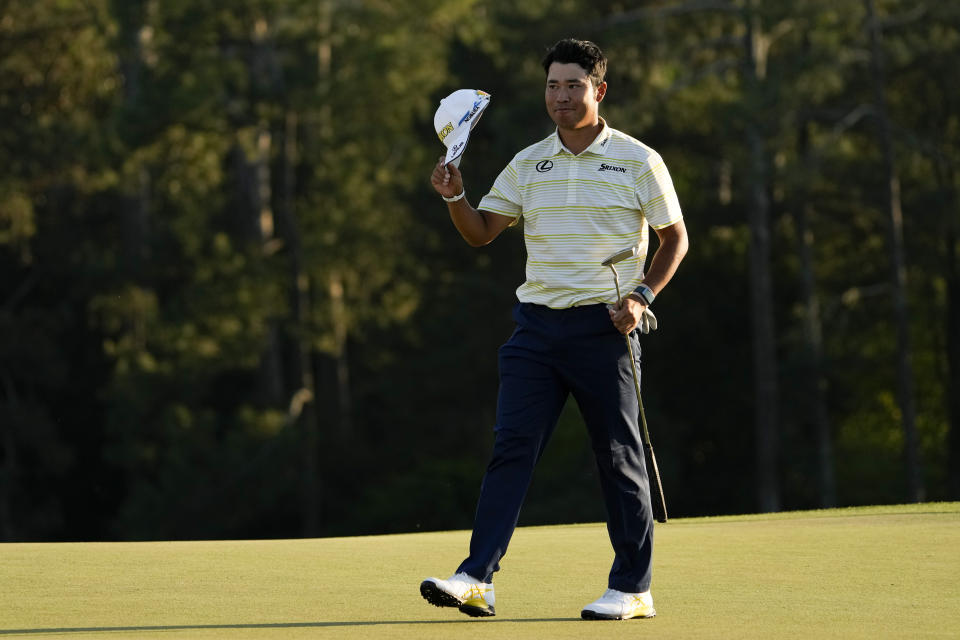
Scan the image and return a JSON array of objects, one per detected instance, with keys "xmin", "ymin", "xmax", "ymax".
[
  {"xmin": 120, "ymin": 166, "xmax": 150, "ymax": 274},
  {"xmin": 276, "ymin": 110, "xmax": 320, "ymax": 536},
  {"xmin": 934, "ymin": 159, "xmax": 959, "ymax": 500},
  {"xmin": 247, "ymin": 15, "xmax": 288, "ymax": 410},
  {"xmin": 255, "ymin": 123, "xmax": 274, "ymax": 243},
  {"xmin": 297, "ymin": 269, "xmax": 320, "ymax": 538},
  {"xmin": 744, "ymin": 2, "xmax": 780, "ymax": 512},
  {"xmin": 328, "ymin": 273, "xmax": 353, "ymax": 438},
  {"xmin": 119, "ymin": 2, "xmax": 153, "ymax": 275},
  {"xmin": 946, "ymin": 217, "xmax": 960, "ymax": 500},
  {"xmin": 864, "ymin": 0, "xmax": 923, "ymax": 502},
  {"xmin": 0, "ymin": 374, "xmax": 17, "ymax": 541},
  {"xmin": 797, "ymin": 198, "xmax": 835, "ymax": 508},
  {"xmin": 796, "ymin": 108, "xmax": 836, "ymax": 508}
]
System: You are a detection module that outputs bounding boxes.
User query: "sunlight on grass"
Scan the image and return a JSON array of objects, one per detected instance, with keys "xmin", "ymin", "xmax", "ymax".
[{"xmin": 1, "ymin": 503, "xmax": 957, "ymax": 639}]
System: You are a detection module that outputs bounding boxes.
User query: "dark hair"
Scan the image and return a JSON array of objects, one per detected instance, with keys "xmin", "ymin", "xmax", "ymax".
[{"xmin": 542, "ymin": 39, "xmax": 607, "ymax": 87}]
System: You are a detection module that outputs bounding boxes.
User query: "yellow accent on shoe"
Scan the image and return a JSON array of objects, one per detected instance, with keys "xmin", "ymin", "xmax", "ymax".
[
  {"xmin": 625, "ymin": 592, "xmax": 656, "ymax": 619},
  {"xmin": 420, "ymin": 573, "xmax": 496, "ymax": 617},
  {"xmin": 460, "ymin": 584, "xmax": 495, "ymax": 615},
  {"xmin": 581, "ymin": 588, "xmax": 655, "ymax": 620},
  {"xmin": 464, "ymin": 585, "xmax": 491, "ymax": 601}
]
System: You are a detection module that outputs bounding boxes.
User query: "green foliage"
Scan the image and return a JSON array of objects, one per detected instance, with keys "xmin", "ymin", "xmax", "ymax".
[{"xmin": 1, "ymin": 0, "xmax": 958, "ymax": 541}]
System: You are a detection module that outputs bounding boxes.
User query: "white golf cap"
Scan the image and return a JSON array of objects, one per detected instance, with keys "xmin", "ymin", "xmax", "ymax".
[{"xmin": 434, "ymin": 89, "xmax": 491, "ymax": 168}]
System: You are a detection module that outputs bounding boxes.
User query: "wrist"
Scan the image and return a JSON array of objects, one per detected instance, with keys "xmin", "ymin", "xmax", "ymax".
[
  {"xmin": 442, "ymin": 189, "xmax": 465, "ymax": 203},
  {"xmin": 632, "ymin": 283, "xmax": 656, "ymax": 306}
]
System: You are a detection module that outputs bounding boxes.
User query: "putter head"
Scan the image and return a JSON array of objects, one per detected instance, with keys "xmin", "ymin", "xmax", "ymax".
[{"xmin": 601, "ymin": 246, "xmax": 640, "ymax": 266}]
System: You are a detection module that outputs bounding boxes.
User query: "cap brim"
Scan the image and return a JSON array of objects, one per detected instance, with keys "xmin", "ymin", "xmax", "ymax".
[{"xmin": 444, "ymin": 127, "xmax": 471, "ymax": 168}]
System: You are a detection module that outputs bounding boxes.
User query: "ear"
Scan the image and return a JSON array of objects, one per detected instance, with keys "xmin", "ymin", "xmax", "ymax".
[{"xmin": 595, "ymin": 81, "xmax": 607, "ymax": 103}]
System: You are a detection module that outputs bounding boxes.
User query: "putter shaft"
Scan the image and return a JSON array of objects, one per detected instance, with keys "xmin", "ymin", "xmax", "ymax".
[
  {"xmin": 608, "ymin": 264, "xmax": 654, "ymax": 448},
  {"xmin": 605, "ymin": 255, "xmax": 668, "ymax": 523}
]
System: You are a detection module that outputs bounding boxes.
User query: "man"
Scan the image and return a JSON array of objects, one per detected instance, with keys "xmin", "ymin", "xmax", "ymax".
[{"xmin": 421, "ymin": 38, "xmax": 688, "ymax": 620}]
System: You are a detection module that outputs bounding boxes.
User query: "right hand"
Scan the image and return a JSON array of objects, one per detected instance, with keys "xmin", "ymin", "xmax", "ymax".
[
  {"xmin": 430, "ymin": 156, "xmax": 464, "ymax": 200},
  {"xmin": 607, "ymin": 301, "xmax": 658, "ymax": 335}
]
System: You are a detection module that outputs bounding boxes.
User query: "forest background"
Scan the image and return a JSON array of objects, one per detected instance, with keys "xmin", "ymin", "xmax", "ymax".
[{"xmin": 1, "ymin": 0, "xmax": 958, "ymax": 542}]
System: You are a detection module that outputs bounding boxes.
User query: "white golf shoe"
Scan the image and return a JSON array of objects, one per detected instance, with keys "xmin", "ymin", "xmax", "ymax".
[
  {"xmin": 420, "ymin": 572, "xmax": 495, "ymax": 617},
  {"xmin": 581, "ymin": 588, "xmax": 656, "ymax": 620}
]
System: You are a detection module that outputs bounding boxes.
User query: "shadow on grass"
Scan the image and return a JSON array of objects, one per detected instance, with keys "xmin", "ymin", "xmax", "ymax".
[{"xmin": 0, "ymin": 618, "xmax": 582, "ymax": 635}]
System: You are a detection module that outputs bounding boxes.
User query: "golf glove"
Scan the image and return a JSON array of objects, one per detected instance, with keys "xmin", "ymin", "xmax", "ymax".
[
  {"xmin": 606, "ymin": 304, "xmax": 659, "ymax": 334},
  {"xmin": 639, "ymin": 307, "xmax": 658, "ymax": 334}
]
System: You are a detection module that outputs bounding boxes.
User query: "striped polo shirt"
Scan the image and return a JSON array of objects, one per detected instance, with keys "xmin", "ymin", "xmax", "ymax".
[{"xmin": 478, "ymin": 119, "xmax": 684, "ymax": 309}]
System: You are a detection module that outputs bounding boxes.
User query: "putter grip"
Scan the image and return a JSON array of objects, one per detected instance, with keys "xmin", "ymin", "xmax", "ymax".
[{"xmin": 644, "ymin": 443, "xmax": 668, "ymax": 523}]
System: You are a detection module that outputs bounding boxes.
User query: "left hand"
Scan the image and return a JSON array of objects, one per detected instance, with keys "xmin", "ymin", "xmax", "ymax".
[
  {"xmin": 430, "ymin": 156, "xmax": 464, "ymax": 199},
  {"xmin": 608, "ymin": 297, "xmax": 658, "ymax": 335}
]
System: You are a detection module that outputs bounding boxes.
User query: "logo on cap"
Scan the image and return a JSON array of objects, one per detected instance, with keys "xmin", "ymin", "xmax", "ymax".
[
  {"xmin": 459, "ymin": 100, "xmax": 485, "ymax": 126},
  {"xmin": 438, "ymin": 122, "xmax": 454, "ymax": 142}
]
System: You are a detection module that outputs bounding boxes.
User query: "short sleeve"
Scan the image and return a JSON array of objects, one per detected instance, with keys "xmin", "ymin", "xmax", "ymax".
[
  {"xmin": 478, "ymin": 157, "xmax": 522, "ymax": 221},
  {"xmin": 635, "ymin": 152, "xmax": 683, "ymax": 229}
]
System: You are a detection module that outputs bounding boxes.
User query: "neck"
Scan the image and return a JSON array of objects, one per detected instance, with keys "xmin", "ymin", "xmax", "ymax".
[{"xmin": 558, "ymin": 119, "xmax": 603, "ymax": 155}]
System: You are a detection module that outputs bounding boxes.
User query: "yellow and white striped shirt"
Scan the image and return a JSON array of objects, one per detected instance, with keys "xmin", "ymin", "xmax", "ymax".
[{"xmin": 479, "ymin": 120, "xmax": 683, "ymax": 309}]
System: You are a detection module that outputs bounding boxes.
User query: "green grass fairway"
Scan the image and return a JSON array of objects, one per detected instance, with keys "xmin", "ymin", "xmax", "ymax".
[{"xmin": 1, "ymin": 503, "xmax": 958, "ymax": 639}]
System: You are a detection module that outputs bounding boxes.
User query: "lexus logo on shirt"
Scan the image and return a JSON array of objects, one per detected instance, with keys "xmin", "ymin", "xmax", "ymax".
[{"xmin": 535, "ymin": 160, "xmax": 554, "ymax": 173}]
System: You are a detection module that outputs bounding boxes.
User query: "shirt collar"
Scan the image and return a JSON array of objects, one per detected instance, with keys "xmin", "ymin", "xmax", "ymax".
[{"xmin": 549, "ymin": 117, "xmax": 612, "ymax": 157}]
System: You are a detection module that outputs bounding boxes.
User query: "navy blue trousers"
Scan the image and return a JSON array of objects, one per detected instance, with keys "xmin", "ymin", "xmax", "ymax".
[{"xmin": 457, "ymin": 302, "xmax": 654, "ymax": 593}]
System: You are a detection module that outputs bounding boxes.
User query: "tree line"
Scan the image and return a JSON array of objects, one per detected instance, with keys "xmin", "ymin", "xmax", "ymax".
[{"xmin": 0, "ymin": 0, "xmax": 957, "ymax": 541}]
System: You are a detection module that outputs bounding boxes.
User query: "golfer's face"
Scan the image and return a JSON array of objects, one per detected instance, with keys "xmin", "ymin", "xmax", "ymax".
[{"xmin": 545, "ymin": 62, "xmax": 605, "ymax": 131}]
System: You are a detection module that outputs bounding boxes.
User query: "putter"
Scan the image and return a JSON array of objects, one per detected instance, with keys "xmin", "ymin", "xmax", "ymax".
[{"xmin": 601, "ymin": 247, "xmax": 668, "ymax": 523}]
